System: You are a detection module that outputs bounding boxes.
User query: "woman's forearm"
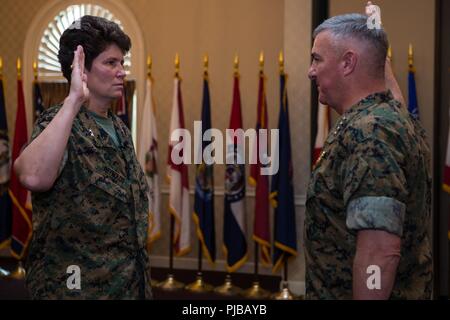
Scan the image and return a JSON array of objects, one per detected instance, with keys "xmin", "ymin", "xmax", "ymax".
[{"xmin": 14, "ymin": 96, "xmax": 82, "ymax": 192}]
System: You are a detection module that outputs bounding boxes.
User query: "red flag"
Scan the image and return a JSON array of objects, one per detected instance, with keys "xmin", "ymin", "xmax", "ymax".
[
  {"xmin": 9, "ymin": 79, "xmax": 32, "ymax": 259},
  {"xmin": 249, "ymin": 72, "xmax": 270, "ymax": 266},
  {"xmin": 167, "ymin": 77, "xmax": 190, "ymax": 256},
  {"xmin": 444, "ymin": 108, "xmax": 450, "ymax": 194},
  {"xmin": 116, "ymin": 85, "xmax": 129, "ymax": 128},
  {"xmin": 444, "ymin": 108, "xmax": 450, "ymax": 240}
]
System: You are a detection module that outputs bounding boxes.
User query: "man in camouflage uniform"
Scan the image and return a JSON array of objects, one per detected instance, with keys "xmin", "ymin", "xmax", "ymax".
[
  {"xmin": 305, "ymin": 14, "xmax": 432, "ymax": 299},
  {"xmin": 14, "ymin": 16, "xmax": 152, "ymax": 299}
]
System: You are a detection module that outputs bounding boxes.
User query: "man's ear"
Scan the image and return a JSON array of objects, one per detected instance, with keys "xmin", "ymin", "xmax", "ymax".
[{"xmin": 342, "ymin": 51, "xmax": 358, "ymax": 76}]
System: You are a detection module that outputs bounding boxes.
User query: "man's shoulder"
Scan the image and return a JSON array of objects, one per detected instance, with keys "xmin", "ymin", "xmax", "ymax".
[{"xmin": 347, "ymin": 100, "xmax": 411, "ymax": 143}]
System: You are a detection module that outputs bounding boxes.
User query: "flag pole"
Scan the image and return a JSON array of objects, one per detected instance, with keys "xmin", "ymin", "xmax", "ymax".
[
  {"xmin": 244, "ymin": 51, "xmax": 270, "ymax": 299},
  {"xmin": 214, "ymin": 54, "xmax": 243, "ymax": 297},
  {"xmin": 157, "ymin": 211, "xmax": 184, "ymax": 290},
  {"xmin": 8, "ymin": 57, "xmax": 27, "ymax": 281},
  {"xmin": 0, "ymin": 56, "xmax": 12, "ymax": 279},
  {"xmin": 145, "ymin": 55, "xmax": 160, "ymax": 289},
  {"xmin": 272, "ymin": 256, "xmax": 297, "ymax": 299},
  {"xmin": 271, "ymin": 52, "xmax": 297, "ymax": 300},
  {"xmin": 157, "ymin": 53, "xmax": 184, "ymax": 291},
  {"xmin": 186, "ymin": 54, "xmax": 214, "ymax": 293}
]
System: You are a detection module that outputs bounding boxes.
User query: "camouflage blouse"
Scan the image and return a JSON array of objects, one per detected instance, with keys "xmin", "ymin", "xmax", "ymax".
[
  {"xmin": 304, "ymin": 91, "xmax": 433, "ymax": 299},
  {"xmin": 26, "ymin": 105, "xmax": 152, "ymax": 299}
]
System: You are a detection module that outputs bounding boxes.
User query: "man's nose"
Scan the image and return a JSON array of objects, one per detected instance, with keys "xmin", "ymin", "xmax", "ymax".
[{"xmin": 308, "ymin": 66, "xmax": 316, "ymax": 81}]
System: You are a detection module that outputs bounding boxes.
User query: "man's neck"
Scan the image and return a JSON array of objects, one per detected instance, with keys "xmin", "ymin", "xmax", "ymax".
[{"xmin": 337, "ymin": 80, "xmax": 386, "ymax": 115}]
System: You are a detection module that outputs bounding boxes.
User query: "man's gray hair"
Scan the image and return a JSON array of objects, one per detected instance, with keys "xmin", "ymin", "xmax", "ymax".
[{"xmin": 313, "ymin": 14, "xmax": 388, "ymax": 78}]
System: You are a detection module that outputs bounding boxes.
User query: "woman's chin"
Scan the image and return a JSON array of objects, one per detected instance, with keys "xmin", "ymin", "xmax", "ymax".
[{"xmin": 111, "ymin": 90, "xmax": 124, "ymax": 99}]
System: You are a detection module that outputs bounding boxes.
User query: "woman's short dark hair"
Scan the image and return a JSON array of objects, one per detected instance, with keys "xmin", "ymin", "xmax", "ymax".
[{"xmin": 58, "ymin": 15, "xmax": 131, "ymax": 81}]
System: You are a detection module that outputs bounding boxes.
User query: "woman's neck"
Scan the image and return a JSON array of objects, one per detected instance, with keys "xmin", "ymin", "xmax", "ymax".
[{"xmin": 86, "ymin": 97, "xmax": 110, "ymax": 117}]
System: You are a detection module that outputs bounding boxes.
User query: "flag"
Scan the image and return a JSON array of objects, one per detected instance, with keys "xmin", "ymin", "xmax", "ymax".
[
  {"xmin": 9, "ymin": 79, "xmax": 32, "ymax": 259},
  {"xmin": 223, "ymin": 74, "xmax": 247, "ymax": 272},
  {"xmin": 167, "ymin": 77, "xmax": 191, "ymax": 256},
  {"xmin": 0, "ymin": 78, "xmax": 9, "ymax": 185},
  {"xmin": 193, "ymin": 76, "xmax": 216, "ymax": 264},
  {"xmin": 444, "ymin": 108, "xmax": 450, "ymax": 240},
  {"xmin": 444, "ymin": 107, "xmax": 450, "ymax": 194},
  {"xmin": 33, "ymin": 81, "xmax": 44, "ymax": 122},
  {"xmin": 270, "ymin": 73, "xmax": 297, "ymax": 273},
  {"xmin": 408, "ymin": 65, "xmax": 419, "ymax": 119},
  {"xmin": 116, "ymin": 83, "xmax": 130, "ymax": 128},
  {"xmin": 138, "ymin": 77, "xmax": 161, "ymax": 250},
  {"xmin": 249, "ymin": 71, "xmax": 270, "ymax": 266},
  {"xmin": 312, "ymin": 103, "xmax": 330, "ymax": 166},
  {"xmin": 0, "ymin": 77, "xmax": 12, "ymax": 249}
]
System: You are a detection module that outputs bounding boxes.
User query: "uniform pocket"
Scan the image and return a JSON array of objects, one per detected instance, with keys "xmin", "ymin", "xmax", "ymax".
[{"xmin": 89, "ymin": 172, "xmax": 130, "ymax": 203}]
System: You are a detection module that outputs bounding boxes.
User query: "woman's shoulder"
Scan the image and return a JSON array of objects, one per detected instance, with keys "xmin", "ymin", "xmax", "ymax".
[{"xmin": 35, "ymin": 103, "xmax": 64, "ymax": 124}]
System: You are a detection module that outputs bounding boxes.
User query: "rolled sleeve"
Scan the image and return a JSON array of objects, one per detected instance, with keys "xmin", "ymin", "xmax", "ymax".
[{"xmin": 346, "ymin": 196, "xmax": 406, "ymax": 237}]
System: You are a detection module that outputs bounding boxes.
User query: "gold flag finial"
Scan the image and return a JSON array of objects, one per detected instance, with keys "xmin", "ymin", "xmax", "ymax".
[
  {"xmin": 387, "ymin": 46, "xmax": 392, "ymax": 61},
  {"xmin": 408, "ymin": 43, "xmax": 414, "ymax": 66},
  {"xmin": 147, "ymin": 55, "xmax": 152, "ymax": 77},
  {"xmin": 279, "ymin": 51, "xmax": 284, "ymax": 74},
  {"xmin": 233, "ymin": 54, "xmax": 239, "ymax": 76},
  {"xmin": 259, "ymin": 51, "xmax": 264, "ymax": 71},
  {"xmin": 203, "ymin": 54, "xmax": 209, "ymax": 74},
  {"xmin": 175, "ymin": 53, "xmax": 180, "ymax": 78},
  {"xmin": 17, "ymin": 57, "xmax": 22, "ymax": 79},
  {"xmin": 33, "ymin": 60, "xmax": 38, "ymax": 81},
  {"xmin": 408, "ymin": 44, "xmax": 414, "ymax": 72}
]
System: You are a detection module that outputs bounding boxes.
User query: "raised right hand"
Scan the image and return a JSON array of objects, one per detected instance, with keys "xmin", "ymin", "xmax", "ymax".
[{"xmin": 68, "ymin": 45, "xmax": 89, "ymax": 107}]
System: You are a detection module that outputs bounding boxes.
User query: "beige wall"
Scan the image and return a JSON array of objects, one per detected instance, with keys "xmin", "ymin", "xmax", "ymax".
[
  {"xmin": 329, "ymin": 0, "xmax": 436, "ymax": 148},
  {"xmin": 0, "ymin": 0, "xmax": 49, "ymax": 138}
]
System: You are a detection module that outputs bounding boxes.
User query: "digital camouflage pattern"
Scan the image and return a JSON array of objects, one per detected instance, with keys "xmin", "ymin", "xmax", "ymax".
[
  {"xmin": 26, "ymin": 105, "xmax": 152, "ymax": 299},
  {"xmin": 305, "ymin": 91, "xmax": 432, "ymax": 300}
]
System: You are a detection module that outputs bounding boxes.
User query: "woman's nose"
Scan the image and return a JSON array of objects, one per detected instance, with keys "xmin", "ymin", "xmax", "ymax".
[{"xmin": 116, "ymin": 68, "xmax": 126, "ymax": 79}]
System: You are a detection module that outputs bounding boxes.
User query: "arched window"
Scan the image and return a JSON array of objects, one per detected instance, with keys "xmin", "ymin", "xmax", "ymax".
[
  {"xmin": 38, "ymin": 4, "xmax": 131, "ymax": 78},
  {"xmin": 24, "ymin": 0, "xmax": 145, "ymax": 146}
]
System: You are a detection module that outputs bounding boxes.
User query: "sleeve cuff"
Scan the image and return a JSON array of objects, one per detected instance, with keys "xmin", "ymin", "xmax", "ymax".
[{"xmin": 346, "ymin": 196, "xmax": 406, "ymax": 237}]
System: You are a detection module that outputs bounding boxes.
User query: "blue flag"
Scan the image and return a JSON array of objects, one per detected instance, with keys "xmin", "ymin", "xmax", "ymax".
[
  {"xmin": 0, "ymin": 78, "xmax": 12, "ymax": 249},
  {"xmin": 33, "ymin": 81, "xmax": 45, "ymax": 122},
  {"xmin": 270, "ymin": 73, "xmax": 297, "ymax": 273},
  {"xmin": 193, "ymin": 77, "xmax": 216, "ymax": 264},
  {"xmin": 408, "ymin": 68, "xmax": 419, "ymax": 119},
  {"xmin": 223, "ymin": 75, "xmax": 247, "ymax": 273}
]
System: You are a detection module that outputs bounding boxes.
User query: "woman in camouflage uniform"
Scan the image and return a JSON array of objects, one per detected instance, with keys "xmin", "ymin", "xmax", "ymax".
[{"xmin": 14, "ymin": 16, "xmax": 152, "ymax": 299}]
